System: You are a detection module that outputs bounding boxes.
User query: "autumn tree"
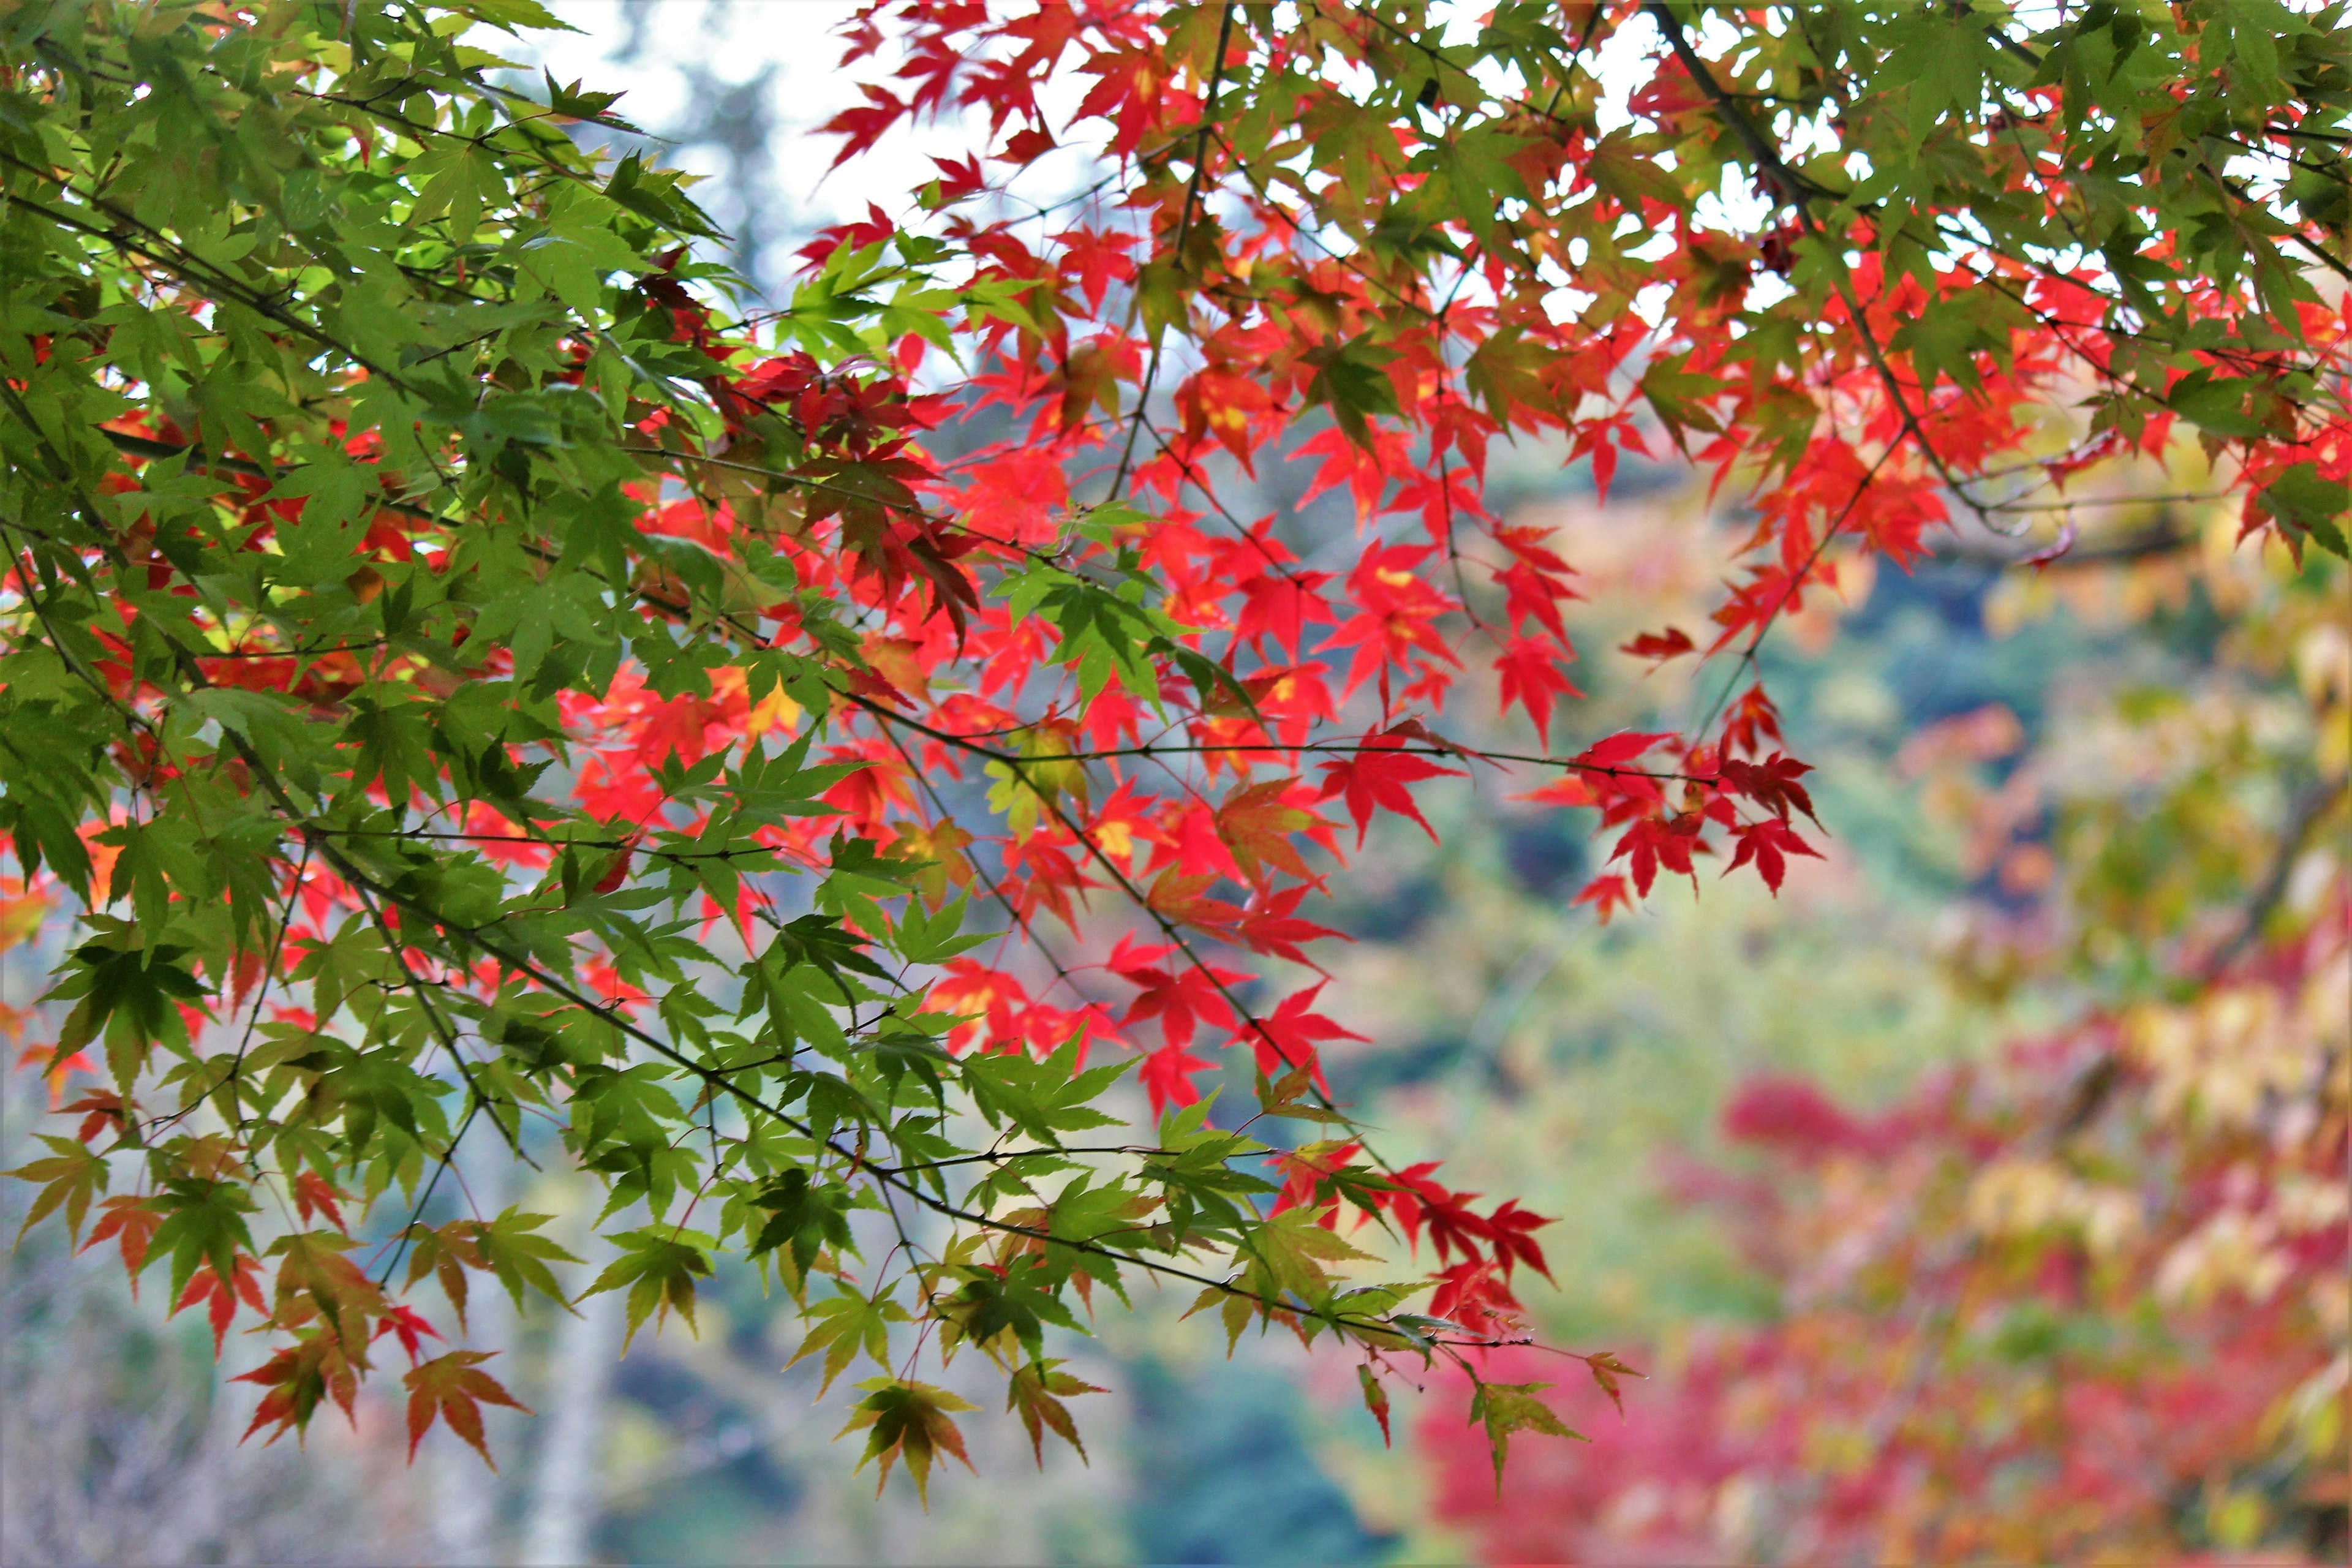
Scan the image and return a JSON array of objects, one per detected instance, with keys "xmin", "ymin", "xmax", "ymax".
[{"xmin": 2, "ymin": 0, "xmax": 2345, "ymax": 1484}]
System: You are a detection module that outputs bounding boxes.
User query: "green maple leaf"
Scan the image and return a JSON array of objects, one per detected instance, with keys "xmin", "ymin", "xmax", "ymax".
[
  {"xmin": 266, "ymin": 1230, "xmax": 386, "ymax": 1358},
  {"xmin": 839, "ymin": 1378, "xmax": 979, "ymax": 1504},
  {"xmin": 6, "ymin": 1136, "xmax": 108, "ymax": 1242},
  {"xmin": 1238, "ymin": 1207, "xmax": 1378, "ymax": 1311},
  {"xmin": 51, "ymin": 940, "xmax": 209, "ymax": 1090},
  {"xmin": 944, "ymin": 1256, "xmax": 1084, "ymax": 1363},
  {"xmin": 581, "ymin": 1227, "xmax": 715, "ymax": 1349},
  {"xmin": 2259, "ymin": 463, "xmax": 2351, "ymax": 557},
  {"xmin": 1468, "ymin": 1379, "xmax": 1586, "ymax": 1490},
  {"xmin": 1302, "ymin": 334, "xmax": 1400, "ymax": 447},
  {"xmin": 146, "ymin": 1177, "xmax": 258, "ymax": 1303},
  {"xmin": 789, "ymin": 1286, "xmax": 912, "ymax": 1396},
  {"xmin": 1007, "ymin": 1358, "xmax": 1106, "ymax": 1466},
  {"xmin": 475, "ymin": 1208, "xmax": 584, "ymax": 1315},
  {"xmin": 748, "ymin": 1166, "xmax": 856, "ymax": 1284}
]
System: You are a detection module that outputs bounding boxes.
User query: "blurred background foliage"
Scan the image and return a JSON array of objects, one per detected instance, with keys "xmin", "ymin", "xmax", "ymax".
[{"xmin": 4, "ymin": 4, "xmax": 2345, "ymax": 1563}]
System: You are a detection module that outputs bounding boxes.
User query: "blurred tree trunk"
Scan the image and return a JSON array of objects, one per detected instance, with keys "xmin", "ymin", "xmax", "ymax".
[
  {"xmin": 430, "ymin": 1139, "xmax": 521, "ymax": 1566},
  {"xmin": 517, "ymin": 1241, "xmax": 624, "ymax": 1567}
]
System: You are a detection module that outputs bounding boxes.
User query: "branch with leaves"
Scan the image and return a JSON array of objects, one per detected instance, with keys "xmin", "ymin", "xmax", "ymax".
[{"xmin": 2, "ymin": 0, "xmax": 2343, "ymax": 1489}]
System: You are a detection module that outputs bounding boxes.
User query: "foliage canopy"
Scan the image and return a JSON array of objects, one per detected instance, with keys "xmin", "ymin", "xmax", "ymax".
[{"xmin": 1, "ymin": 0, "xmax": 2345, "ymax": 1478}]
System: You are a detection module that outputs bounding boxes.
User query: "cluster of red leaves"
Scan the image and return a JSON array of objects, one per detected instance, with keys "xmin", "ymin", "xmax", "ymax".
[{"xmin": 746, "ymin": 0, "xmax": 2342, "ymax": 1217}]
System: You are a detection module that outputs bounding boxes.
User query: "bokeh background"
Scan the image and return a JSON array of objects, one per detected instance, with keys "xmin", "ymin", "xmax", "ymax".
[{"xmin": 3, "ymin": 5, "xmax": 2345, "ymax": 1564}]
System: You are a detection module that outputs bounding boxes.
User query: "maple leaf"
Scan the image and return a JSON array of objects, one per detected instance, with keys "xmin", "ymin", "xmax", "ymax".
[
  {"xmin": 291, "ymin": 1170, "xmax": 349, "ymax": 1234},
  {"xmin": 268, "ymin": 1230, "xmax": 388, "ymax": 1357},
  {"xmin": 790, "ymin": 1287, "xmax": 911, "ymax": 1398},
  {"xmin": 942, "ymin": 1255, "xmax": 1084, "ymax": 1363},
  {"xmin": 173, "ymin": 1252, "xmax": 268, "ymax": 1355},
  {"xmin": 1719, "ymin": 752, "xmax": 1820, "ymax": 825},
  {"xmin": 839, "ymin": 1378, "xmax": 979, "ymax": 1504},
  {"xmin": 1213, "ymin": 777, "xmax": 1321, "ymax": 885},
  {"xmin": 1268, "ymin": 1139, "xmax": 1393, "ymax": 1226},
  {"xmin": 59, "ymin": 1088, "xmax": 126, "ymax": 1147},
  {"xmin": 748, "ymin": 1167, "xmax": 857, "ymax": 1286},
  {"xmin": 403, "ymin": 1350, "xmax": 529, "ymax": 1466},
  {"xmin": 1245, "ymin": 983, "xmax": 1365, "ymax": 1080},
  {"xmin": 1583, "ymin": 1351, "xmax": 1643, "ymax": 1419},
  {"xmin": 1050, "ymin": 225, "xmax": 1134, "ymax": 314},
  {"xmin": 401, "ymin": 1208, "xmax": 577, "ymax": 1330},
  {"xmin": 1141, "ymin": 868, "xmax": 1245, "ymax": 939},
  {"xmin": 1572, "ymin": 873, "xmax": 1635, "ymax": 924},
  {"xmin": 1619, "ymin": 626, "xmax": 1695, "ymax": 663},
  {"xmin": 1725, "ymin": 816, "xmax": 1822, "ymax": 894},
  {"xmin": 374, "ymin": 1303, "xmax": 443, "ymax": 1366},
  {"xmin": 1493, "ymin": 637, "xmax": 1583, "ymax": 749},
  {"xmin": 1227, "ymin": 552, "xmax": 1336, "ymax": 660},
  {"xmin": 1358, "ymin": 1363, "xmax": 1394, "ymax": 1446},
  {"xmin": 1479, "ymin": 1199, "xmax": 1556, "ymax": 1282},
  {"xmin": 145, "ymin": 1176, "xmax": 258, "ymax": 1303},
  {"xmin": 1427, "ymin": 1259, "xmax": 1526, "ymax": 1339},
  {"xmin": 1234, "ymin": 885, "xmax": 1348, "ymax": 967},
  {"xmin": 1721, "ymin": 683, "xmax": 1787, "ymax": 758},
  {"xmin": 1316, "ymin": 731, "xmax": 1463, "ymax": 846},
  {"xmin": 1237, "ymin": 1207, "xmax": 1378, "ymax": 1309},
  {"xmin": 1137, "ymin": 1041, "xmax": 1216, "ymax": 1115},
  {"xmin": 1467, "ymin": 1380, "xmax": 1586, "ymax": 1490},
  {"xmin": 1570, "ymin": 731, "xmax": 1676, "ymax": 774},
  {"xmin": 1610, "ymin": 814, "xmax": 1702, "ymax": 897},
  {"xmin": 818, "ymin": 83, "xmax": 907, "ymax": 170},
  {"xmin": 1517, "ymin": 774, "xmax": 1598, "ymax": 809},
  {"xmin": 1495, "ymin": 557, "xmax": 1577, "ymax": 644},
  {"xmin": 925, "ymin": 152, "xmax": 986, "ymax": 205},
  {"xmin": 582, "ymin": 1228, "xmax": 715, "ymax": 1349},
  {"xmin": 1007, "ymin": 1359, "xmax": 1105, "ymax": 1467},
  {"xmin": 1254, "ymin": 1059, "xmax": 1347, "ymax": 1125},
  {"xmin": 1109, "ymin": 934, "xmax": 1242, "ymax": 1052},
  {"xmin": 1326, "ymin": 545, "xmax": 1463, "ymax": 698},
  {"xmin": 1385, "ymin": 1167, "xmax": 1483, "ymax": 1264},
  {"xmin": 49, "ymin": 938, "xmax": 208, "ymax": 1088},
  {"xmin": 6, "ymin": 1135, "xmax": 108, "ymax": 1241},
  {"xmin": 83, "ymin": 1194, "xmax": 164, "ymax": 1285},
  {"xmin": 236, "ymin": 1335, "xmax": 360, "ymax": 1447}
]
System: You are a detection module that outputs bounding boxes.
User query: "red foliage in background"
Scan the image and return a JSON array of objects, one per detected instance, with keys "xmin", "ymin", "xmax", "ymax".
[{"xmin": 1423, "ymin": 911, "xmax": 2350, "ymax": 1563}]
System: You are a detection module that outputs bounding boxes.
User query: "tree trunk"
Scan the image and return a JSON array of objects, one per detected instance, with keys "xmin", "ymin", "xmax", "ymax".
[
  {"xmin": 516, "ymin": 1245, "xmax": 624, "ymax": 1567},
  {"xmin": 430, "ymin": 1138, "xmax": 522, "ymax": 1566}
]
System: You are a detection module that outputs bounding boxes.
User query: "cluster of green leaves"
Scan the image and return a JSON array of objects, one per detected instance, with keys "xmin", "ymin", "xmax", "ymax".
[{"xmin": 0, "ymin": 0, "xmax": 1459, "ymax": 1472}]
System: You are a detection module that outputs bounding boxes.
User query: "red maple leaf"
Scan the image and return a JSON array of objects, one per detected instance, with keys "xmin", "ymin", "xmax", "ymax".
[
  {"xmin": 1137, "ymin": 1041, "xmax": 1215, "ymax": 1117},
  {"xmin": 1619, "ymin": 627, "xmax": 1695, "ymax": 662},
  {"xmin": 1109, "ymin": 935, "xmax": 1243, "ymax": 1052},
  {"xmin": 1244, "ymin": 982, "xmax": 1366, "ymax": 1079},
  {"xmin": 173, "ymin": 1253, "xmax": 268, "ymax": 1355},
  {"xmin": 1572, "ymin": 874, "xmax": 1635, "ymax": 924},
  {"xmin": 1725, "ymin": 816, "xmax": 1822, "ymax": 894},
  {"xmin": 1317, "ymin": 730, "xmax": 1463, "ymax": 846},
  {"xmin": 1494, "ymin": 638, "xmax": 1583, "ymax": 750},
  {"xmin": 404, "ymin": 1350, "xmax": 530, "ymax": 1465},
  {"xmin": 1718, "ymin": 753, "xmax": 1820, "ymax": 824}
]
